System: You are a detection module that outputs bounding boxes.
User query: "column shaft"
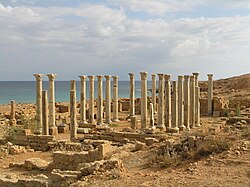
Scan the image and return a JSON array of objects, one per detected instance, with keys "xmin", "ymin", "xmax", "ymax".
[
  {"xmin": 149, "ymin": 103, "xmax": 155, "ymax": 128},
  {"xmin": 184, "ymin": 75, "xmax": 190, "ymax": 130},
  {"xmin": 112, "ymin": 76, "xmax": 119, "ymax": 122},
  {"xmin": 70, "ymin": 90, "xmax": 77, "ymax": 141},
  {"xmin": 129, "ymin": 73, "xmax": 135, "ymax": 117},
  {"xmin": 88, "ymin": 76, "xmax": 95, "ymax": 124},
  {"xmin": 70, "ymin": 80, "xmax": 76, "ymax": 90},
  {"xmin": 157, "ymin": 74, "xmax": 165, "ymax": 129},
  {"xmin": 172, "ymin": 81, "xmax": 179, "ymax": 132},
  {"xmin": 140, "ymin": 72, "xmax": 147, "ymax": 129},
  {"xmin": 42, "ymin": 90, "xmax": 49, "ymax": 135},
  {"xmin": 105, "ymin": 75, "xmax": 111, "ymax": 124},
  {"xmin": 195, "ymin": 86, "xmax": 201, "ymax": 127},
  {"xmin": 97, "ymin": 76, "xmax": 103, "ymax": 125},
  {"xmin": 190, "ymin": 75, "xmax": 195, "ymax": 128},
  {"xmin": 165, "ymin": 74, "xmax": 171, "ymax": 129},
  {"xmin": 79, "ymin": 76, "xmax": 87, "ymax": 124},
  {"xmin": 10, "ymin": 100, "xmax": 16, "ymax": 125},
  {"xmin": 151, "ymin": 74, "xmax": 157, "ymax": 113},
  {"xmin": 207, "ymin": 74, "xmax": 213, "ymax": 116},
  {"xmin": 178, "ymin": 76, "xmax": 185, "ymax": 130}
]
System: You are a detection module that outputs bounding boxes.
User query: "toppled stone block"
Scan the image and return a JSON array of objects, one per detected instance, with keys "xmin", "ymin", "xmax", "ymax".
[
  {"xmin": 23, "ymin": 158, "xmax": 49, "ymax": 171},
  {"xmin": 134, "ymin": 141, "xmax": 146, "ymax": 151},
  {"xmin": 50, "ymin": 169, "xmax": 81, "ymax": 187}
]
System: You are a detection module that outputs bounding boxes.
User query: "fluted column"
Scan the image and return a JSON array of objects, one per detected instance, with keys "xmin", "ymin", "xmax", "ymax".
[
  {"xmin": 190, "ymin": 75, "xmax": 195, "ymax": 128},
  {"xmin": 195, "ymin": 86, "xmax": 201, "ymax": 127},
  {"xmin": 42, "ymin": 90, "xmax": 49, "ymax": 135},
  {"xmin": 70, "ymin": 90, "xmax": 77, "ymax": 141},
  {"xmin": 171, "ymin": 81, "xmax": 179, "ymax": 133},
  {"xmin": 104, "ymin": 75, "xmax": 111, "ymax": 124},
  {"xmin": 47, "ymin": 74, "xmax": 57, "ymax": 135},
  {"xmin": 129, "ymin": 73, "xmax": 135, "ymax": 117},
  {"xmin": 149, "ymin": 103, "xmax": 155, "ymax": 128},
  {"xmin": 164, "ymin": 74, "xmax": 171, "ymax": 130},
  {"xmin": 33, "ymin": 74, "xmax": 43, "ymax": 134},
  {"xmin": 178, "ymin": 76, "xmax": 185, "ymax": 130},
  {"xmin": 10, "ymin": 100, "xmax": 16, "ymax": 126},
  {"xmin": 184, "ymin": 75, "xmax": 190, "ymax": 130},
  {"xmin": 193, "ymin": 73, "xmax": 200, "ymax": 127},
  {"xmin": 151, "ymin": 74, "xmax": 157, "ymax": 114},
  {"xmin": 79, "ymin": 76, "xmax": 87, "ymax": 124},
  {"xmin": 88, "ymin": 75, "xmax": 95, "ymax": 124},
  {"xmin": 140, "ymin": 72, "xmax": 148, "ymax": 129},
  {"xmin": 97, "ymin": 76, "xmax": 103, "ymax": 125},
  {"xmin": 207, "ymin": 74, "xmax": 213, "ymax": 116},
  {"xmin": 112, "ymin": 76, "xmax": 119, "ymax": 122},
  {"xmin": 157, "ymin": 74, "xmax": 165, "ymax": 129}
]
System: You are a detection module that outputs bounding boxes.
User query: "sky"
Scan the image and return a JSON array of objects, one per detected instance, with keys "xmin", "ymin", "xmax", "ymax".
[{"xmin": 1, "ymin": 0, "xmax": 250, "ymax": 81}]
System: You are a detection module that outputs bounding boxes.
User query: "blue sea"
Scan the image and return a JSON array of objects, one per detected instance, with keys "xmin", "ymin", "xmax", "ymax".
[{"xmin": 0, "ymin": 81, "xmax": 153, "ymax": 104}]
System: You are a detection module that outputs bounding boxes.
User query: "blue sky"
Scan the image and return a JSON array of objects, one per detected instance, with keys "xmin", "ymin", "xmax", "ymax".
[{"xmin": 1, "ymin": 0, "xmax": 250, "ymax": 81}]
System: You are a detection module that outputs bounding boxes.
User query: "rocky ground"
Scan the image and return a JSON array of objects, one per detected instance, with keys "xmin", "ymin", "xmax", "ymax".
[{"xmin": 0, "ymin": 74, "xmax": 249, "ymax": 186}]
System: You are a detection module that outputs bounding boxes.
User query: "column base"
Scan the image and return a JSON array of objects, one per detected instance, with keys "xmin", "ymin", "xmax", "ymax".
[
  {"xmin": 112, "ymin": 119, "xmax": 119, "ymax": 122},
  {"xmin": 178, "ymin": 125, "xmax": 186, "ymax": 132},
  {"xmin": 185, "ymin": 126, "xmax": 190, "ymax": 131},
  {"xmin": 105, "ymin": 119, "xmax": 112, "ymax": 124},
  {"xmin": 195, "ymin": 123, "xmax": 201, "ymax": 127},
  {"xmin": 49, "ymin": 126, "xmax": 58, "ymax": 136},
  {"xmin": 167, "ymin": 127, "xmax": 179, "ymax": 134},
  {"xmin": 156, "ymin": 125, "xmax": 166, "ymax": 131},
  {"xmin": 34, "ymin": 128, "xmax": 42, "ymax": 135}
]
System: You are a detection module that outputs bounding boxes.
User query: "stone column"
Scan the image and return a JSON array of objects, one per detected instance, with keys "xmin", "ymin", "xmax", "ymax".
[
  {"xmin": 184, "ymin": 75, "xmax": 190, "ymax": 130},
  {"xmin": 195, "ymin": 86, "xmax": 201, "ymax": 127},
  {"xmin": 151, "ymin": 74, "xmax": 157, "ymax": 114},
  {"xmin": 178, "ymin": 76, "xmax": 185, "ymax": 130},
  {"xmin": 129, "ymin": 73, "xmax": 135, "ymax": 117},
  {"xmin": 140, "ymin": 72, "xmax": 148, "ymax": 129},
  {"xmin": 42, "ymin": 90, "xmax": 49, "ymax": 135},
  {"xmin": 193, "ymin": 73, "xmax": 200, "ymax": 127},
  {"xmin": 97, "ymin": 76, "xmax": 103, "ymax": 125},
  {"xmin": 171, "ymin": 81, "xmax": 179, "ymax": 133},
  {"xmin": 130, "ymin": 116, "xmax": 137, "ymax": 130},
  {"xmin": 79, "ymin": 76, "xmax": 87, "ymax": 124},
  {"xmin": 112, "ymin": 76, "xmax": 119, "ymax": 122},
  {"xmin": 164, "ymin": 74, "xmax": 171, "ymax": 130},
  {"xmin": 70, "ymin": 90, "xmax": 77, "ymax": 141},
  {"xmin": 47, "ymin": 74, "xmax": 58, "ymax": 135},
  {"xmin": 190, "ymin": 75, "xmax": 195, "ymax": 128},
  {"xmin": 104, "ymin": 75, "xmax": 111, "ymax": 124},
  {"xmin": 88, "ymin": 75, "xmax": 95, "ymax": 124},
  {"xmin": 207, "ymin": 74, "xmax": 213, "ymax": 116},
  {"xmin": 33, "ymin": 74, "xmax": 43, "ymax": 134},
  {"xmin": 10, "ymin": 100, "xmax": 16, "ymax": 125},
  {"xmin": 149, "ymin": 103, "xmax": 155, "ymax": 128},
  {"xmin": 70, "ymin": 80, "xmax": 76, "ymax": 90}
]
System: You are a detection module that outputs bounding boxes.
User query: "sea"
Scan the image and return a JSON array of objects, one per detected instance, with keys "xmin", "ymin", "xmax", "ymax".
[{"xmin": 0, "ymin": 81, "xmax": 154, "ymax": 104}]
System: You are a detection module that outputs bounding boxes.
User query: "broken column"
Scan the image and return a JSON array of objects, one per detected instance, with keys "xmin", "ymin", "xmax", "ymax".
[
  {"xmin": 149, "ymin": 103, "xmax": 155, "ymax": 128},
  {"xmin": 193, "ymin": 72, "xmax": 200, "ymax": 127},
  {"xmin": 47, "ymin": 74, "xmax": 58, "ymax": 135},
  {"xmin": 112, "ymin": 76, "xmax": 119, "ymax": 122},
  {"xmin": 104, "ymin": 75, "xmax": 111, "ymax": 124},
  {"xmin": 140, "ymin": 72, "xmax": 148, "ymax": 129},
  {"xmin": 33, "ymin": 74, "xmax": 43, "ymax": 134},
  {"xmin": 97, "ymin": 76, "xmax": 103, "ymax": 125},
  {"xmin": 171, "ymin": 81, "xmax": 179, "ymax": 133},
  {"xmin": 129, "ymin": 73, "xmax": 135, "ymax": 117},
  {"xmin": 195, "ymin": 86, "xmax": 201, "ymax": 127},
  {"xmin": 88, "ymin": 75, "xmax": 95, "ymax": 124},
  {"xmin": 178, "ymin": 75, "xmax": 185, "ymax": 130},
  {"xmin": 164, "ymin": 74, "xmax": 171, "ymax": 130},
  {"xmin": 10, "ymin": 100, "xmax": 16, "ymax": 126},
  {"xmin": 207, "ymin": 74, "xmax": 213, "ymax": 116},
  {"xmin": 184, "ymin": 75, "xmax": 190, "ymax": 130},
  {"xmin": 70, "ymin": 80, "xmax": 76, "ymax": 90},
  {"xmin": 151, "ymin": 74, "xmax": 157, "ymax": 113},
  {"xmin": 157, "ymin": 74, "xmax": 165, "ymax": 130},
  {"xmin": 70, "ymin": 90, "xmax": 77, "ymax": 141},
  {"xmin": 79, "ymin": 76, "xmax": 87, "ymax": 124},
  {"xmin": 42, "ymin": 90, "xmax": 49, "ymax": 135},
  {"xmin": 190, "ymin": 75, "xmax": 195, "ymax": 128}
]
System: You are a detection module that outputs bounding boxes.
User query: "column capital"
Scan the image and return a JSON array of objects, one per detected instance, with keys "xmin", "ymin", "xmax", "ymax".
[
  {"xmin": 79, "ymin": 75, "xmax": 87, "ymax": 81},
  {"xmin": 96, "ymin": 75, "xmax": 103, "ymax": 79},
  {"xmin": 151, "ymin": 74, "xmax": 156, "ymax": 78},
  {"xmin": 207, "ymin": 74, "xmax": 213, "ymax": 79},
  {"xmin": 190, "ymin": 75, "xmax": 195, "ymax": 81},
  {"xmin": 104, "ymin": 75, "xmax": 111, "ymax": 79},
  {"xmin": 192, "ymin": 72, "xmax": 199, "ymax": 76},
  {"xmin": 47, "ymin": 74, "xmax": 57, "ymax": 81},
  {"xmin": 178, "ymin": 75, "xmax": 184, "ymax": 81},
  {"xmin": 112, "ymin": 76, "xmax": 119, "ymax": 80},
  {"xmin": 128, "ymin": 73, "xmax": 134, "ymax": 78},
  {"xmin": 140, "ymin": 72, "xmax": 148, "ymax": 80},
  {"xmin": 157, "ymin": 73, "xmax": 164, "ymax": 79},
  {"xmin": 164, "ymin": 74, "xmax": 171, "ymax": 81},
  {"xmin": 184, "ymin": 75, "xmax": 190, "ymax": 80},
  {"xmin": 88, "ymin": 75, "xmax": 95, "ymax": 80},
  {"xmin": 33, "ymin": 74, "xmax": 44, "ymax": 81}
]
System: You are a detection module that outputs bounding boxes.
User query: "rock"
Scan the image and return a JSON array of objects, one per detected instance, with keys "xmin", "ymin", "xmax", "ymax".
[
  {"xmin": 134, "ymin": 141, "xmax": 146, "ymax": 151},
  {"xmin": 23, "ymin": 158, "xmax": 49, "ymax": 171}
]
